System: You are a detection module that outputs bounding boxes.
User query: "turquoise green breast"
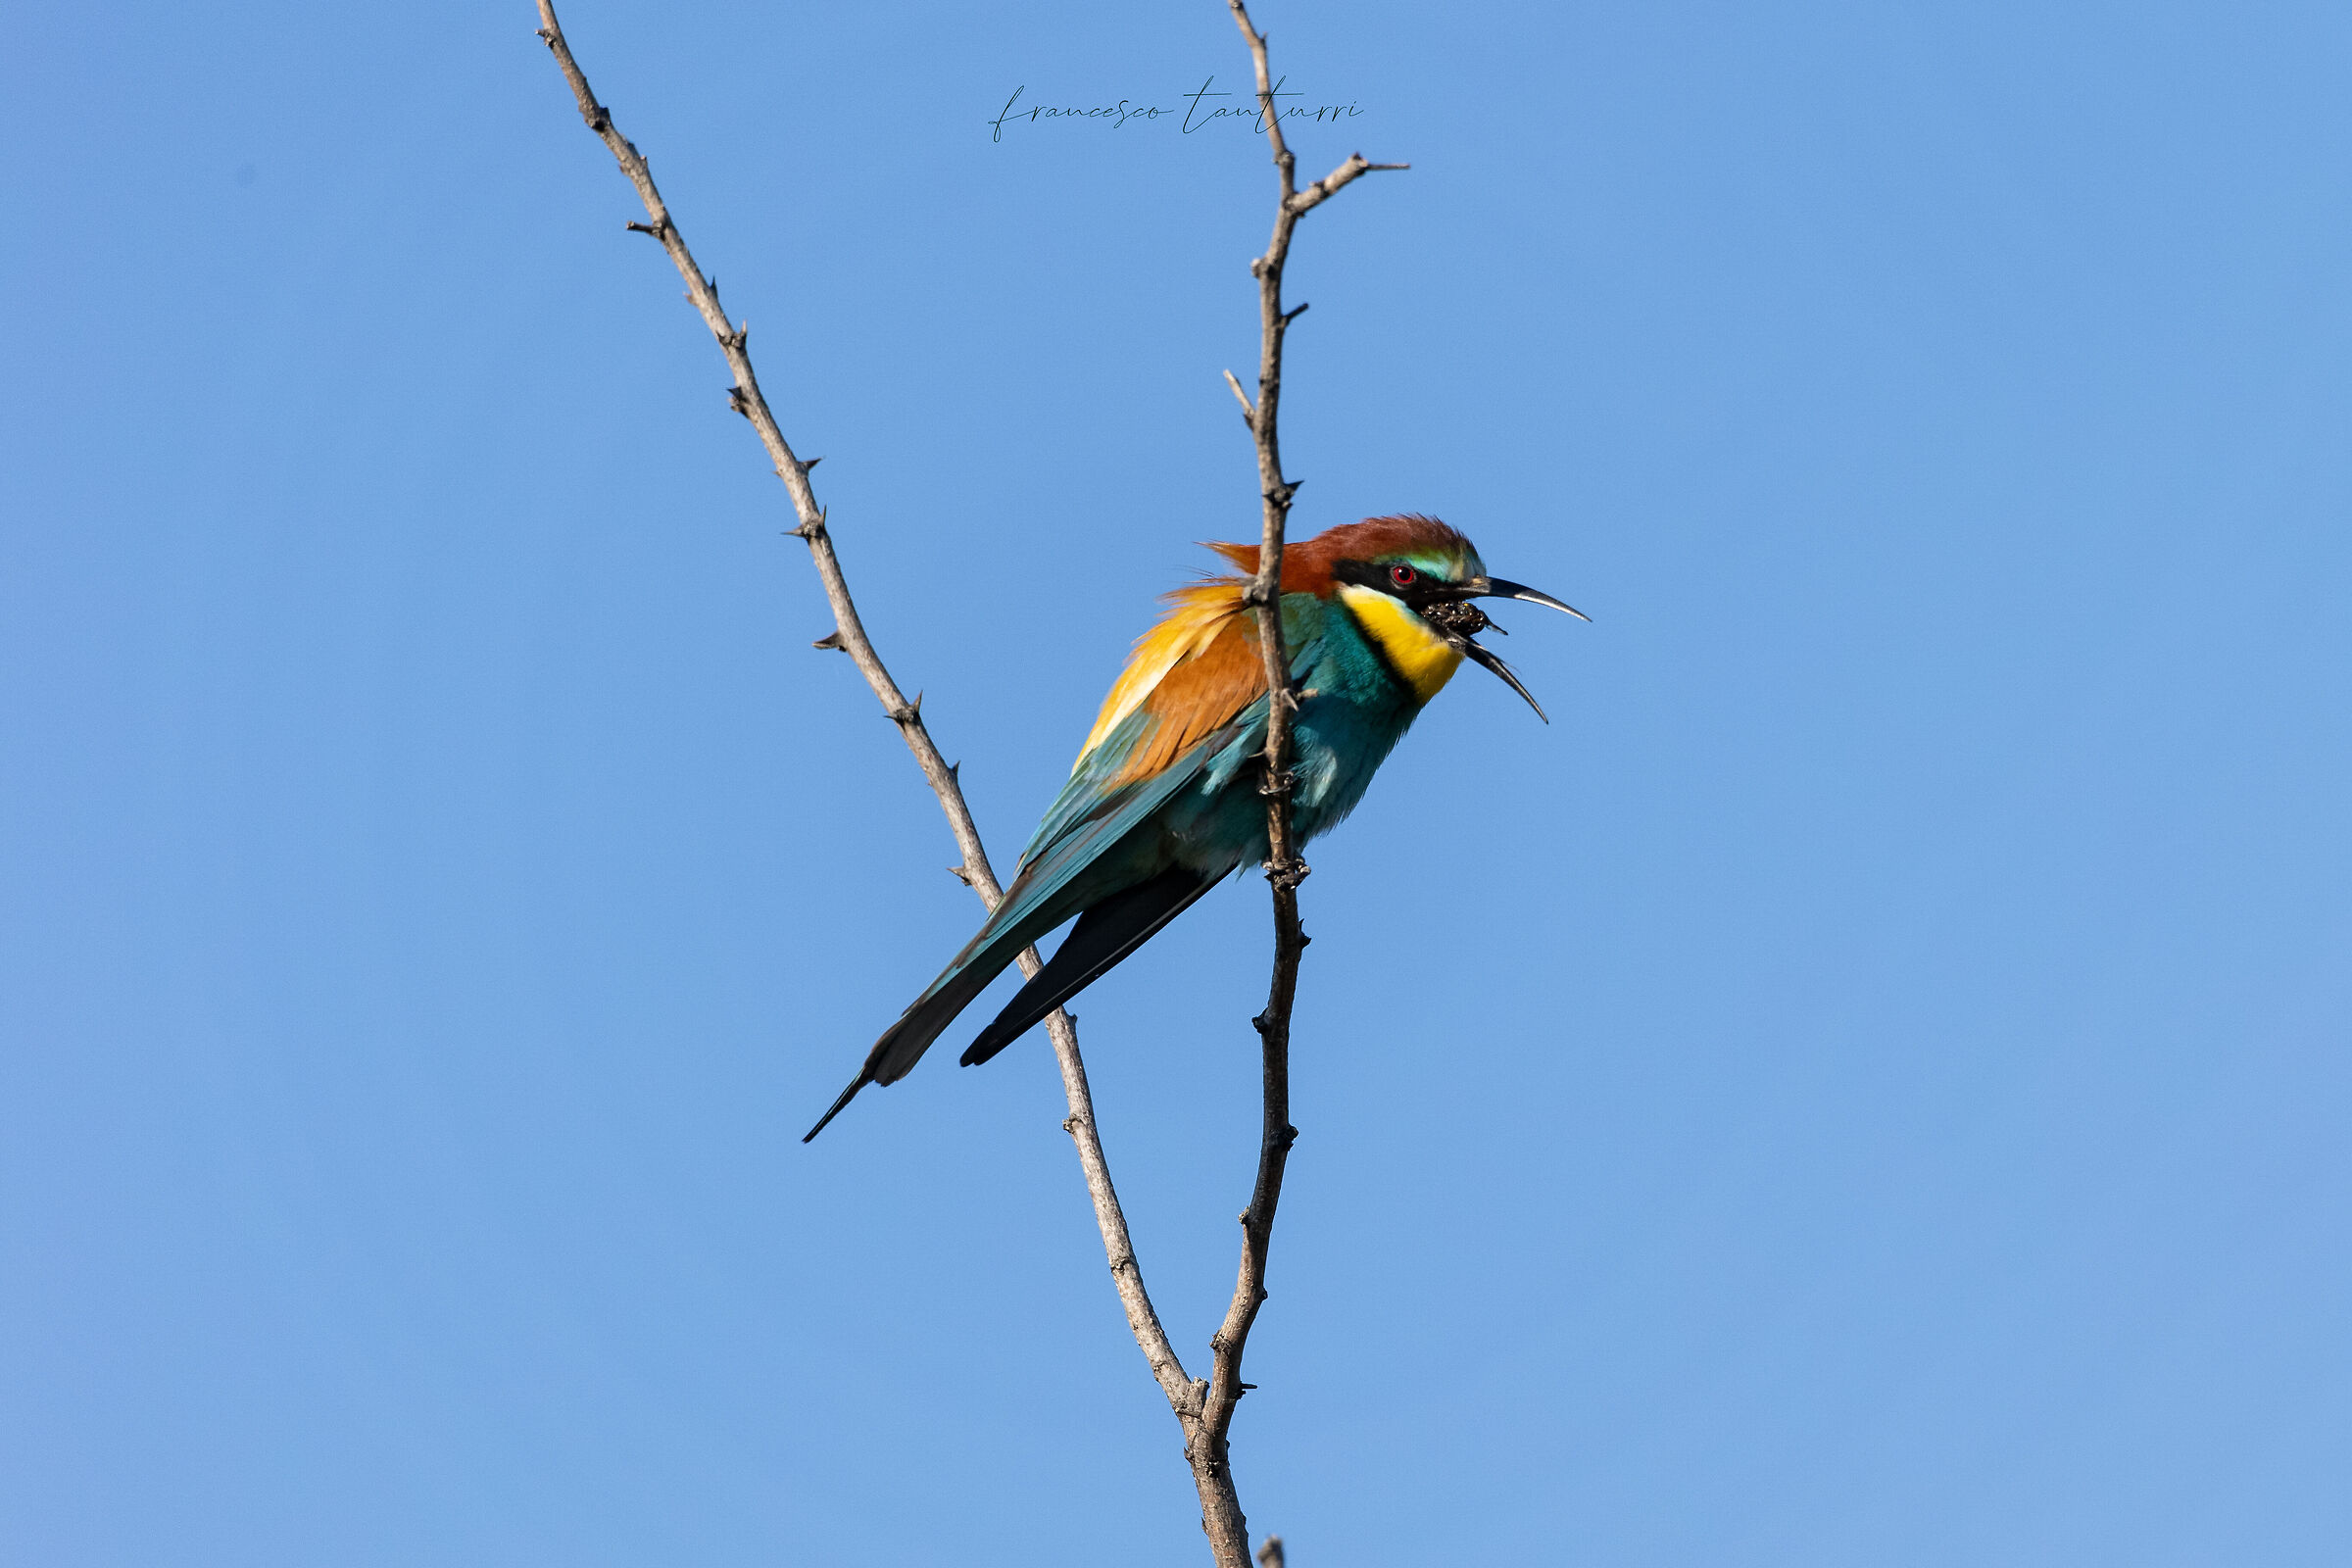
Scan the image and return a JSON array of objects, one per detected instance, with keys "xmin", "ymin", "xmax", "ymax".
[
  {"xmin": 1155, "ymin": 591, "xmax": 1445, "ymax": 863},
  {"xmin": 1280, "ymin": 590, "xmax": 1430, "ymax": 840},
  {"xmin": 1280, "ymin": 590, "xmax": 1420, "ymax": 709}
]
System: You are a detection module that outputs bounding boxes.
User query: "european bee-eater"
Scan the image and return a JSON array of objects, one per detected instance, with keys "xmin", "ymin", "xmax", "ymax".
[{"xmin": 805, "ymin": 514, "xmax": 1583, "ymax": 1141}]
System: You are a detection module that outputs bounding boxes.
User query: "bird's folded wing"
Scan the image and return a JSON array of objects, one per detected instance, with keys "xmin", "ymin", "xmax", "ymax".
[
  {"xmin": 812, "ymin": 595, "xmax": 1321, "ymax": 1123},
  {"xmin": 1021, "ymin": 587, "xmax": 1330, "ymax": 866},
  {"xmin": 987, "ymin": 699, "xmax": 1264, "ymax": 956},
  {"xmin": 842, "ymin": 688, "xmax": 1271, "ymax": 1108}
]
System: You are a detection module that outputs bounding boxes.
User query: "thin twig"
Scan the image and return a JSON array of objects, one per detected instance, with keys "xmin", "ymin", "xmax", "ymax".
[
  {"xmin": 531, "ymin": 0, "xmax": 1197, "ymax": 1425},
  {"xmin": 1186, "ymin": 5, "xmax": 1408, "ymax": 1564},
  {"xmin": 1222, "ymin": 368, "xmax": 1258, "ymax": 430}
]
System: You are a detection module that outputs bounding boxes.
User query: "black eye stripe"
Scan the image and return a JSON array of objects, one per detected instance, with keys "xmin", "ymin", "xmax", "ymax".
[{"xmin": 1333, "ymin": 558, "xmax": 1452, "ymax": 601}]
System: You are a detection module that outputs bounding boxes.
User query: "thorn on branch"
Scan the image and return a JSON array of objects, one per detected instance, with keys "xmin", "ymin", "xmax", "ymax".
[
  {"xmin": 890, "ymin": 691, "xmax": 925, "ymax": 726},
  {"xmin": 624, "ymin": 219, "xmax": 665, "ymax": 238},
  {"xmin": 810, "ymin": 629, "xmax": 845, "ymax": 651},
  {"xmin": 789, "ymin": 508, "xmax": 829, "ymax": 541},
  {"xmin": 726, "ymin": 386, "xmax": 751, "ymax": 418},
  {"xmin": 1286, "ymin": 153, "xmax": 1410, "ymax": 215},
  {"xmin": 801, "ymin": 455, "xmax": 823, "ymax": 471},
  {"xmin": 948, "ymin": 862, "xmax": 973, "ymax": 885},
  {"xmin": 1280, "ymin": 301, "xmax": 1310, "ymax": 325}
]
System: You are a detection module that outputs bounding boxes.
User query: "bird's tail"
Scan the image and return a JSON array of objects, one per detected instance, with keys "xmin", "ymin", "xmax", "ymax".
[
  {"xmin": 959, "ymin": 865, "xmax": 1216, "ymax": 1067},
  {"xmin": 802, "ymin": 875, "xmax": 1071, "ymax": 1142}
]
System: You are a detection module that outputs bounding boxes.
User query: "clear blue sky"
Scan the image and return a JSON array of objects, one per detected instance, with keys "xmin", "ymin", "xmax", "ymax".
[{"xmin": 5, "ymin": 1, "xmax": 2348, "ymax": 1563}]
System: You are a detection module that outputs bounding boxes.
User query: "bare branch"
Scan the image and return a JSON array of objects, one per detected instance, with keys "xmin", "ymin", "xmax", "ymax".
[
  {"xmin": 1255, "ymin": 1538, "xmax": 1286, "ymax": 1568},
  {"xmin": 531, "ymin": 0, "xmax": 1198, "ymax": 1436},
  {"xmin": 1185, "ymin": 4, "xmax": 1405, "ymax": 1563}
]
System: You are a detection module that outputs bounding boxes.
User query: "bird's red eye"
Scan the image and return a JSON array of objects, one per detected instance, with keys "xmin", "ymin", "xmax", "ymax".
[{"xmin": 1389, "ymin": 564, "xmax": 1417, "ymax": 588}]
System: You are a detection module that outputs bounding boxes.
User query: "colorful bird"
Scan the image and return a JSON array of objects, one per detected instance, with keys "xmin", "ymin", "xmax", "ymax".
[{"xmin": 805, "ymin": 514, "xmax": 1584, "ymax": 1141}]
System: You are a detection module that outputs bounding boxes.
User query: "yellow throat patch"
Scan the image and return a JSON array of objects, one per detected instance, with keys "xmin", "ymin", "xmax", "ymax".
[{"xmin": 1338, "ymin": 583, "xmax": 1464, "ymax": 703}]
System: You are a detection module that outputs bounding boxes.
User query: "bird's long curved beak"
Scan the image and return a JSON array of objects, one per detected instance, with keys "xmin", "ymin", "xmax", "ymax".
[
  {"xmin": 1423, "ymin": 574, "xmax": 1587, "ymax": 723},
  {"xmin": 1453, "ymin": 636, "xmax": 1550, "ymax": 722},
  {"xmin": 1463, "ymin": 575, "xmax": 1591, "ymax": 622}
]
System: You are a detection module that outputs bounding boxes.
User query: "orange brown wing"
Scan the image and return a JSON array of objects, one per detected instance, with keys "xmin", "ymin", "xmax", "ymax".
[{"xmin": 1077, "ymin": 578, "xmax": 1268, "ymax": 792}]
